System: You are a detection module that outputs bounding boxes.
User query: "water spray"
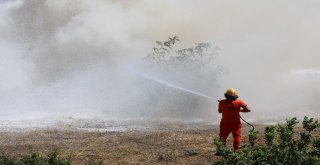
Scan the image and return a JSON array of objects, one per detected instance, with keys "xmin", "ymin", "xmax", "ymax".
[
  {"xmin": 132, "ymin": 69, "xmax": 255, "ymax": 130},
  {"xmin": 133, "ymin": 70, "xmax": 217, "ymax": 100}
]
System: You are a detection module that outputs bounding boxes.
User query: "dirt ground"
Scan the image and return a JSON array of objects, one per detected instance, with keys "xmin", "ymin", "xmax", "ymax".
[{"xmin": 0, "ymin": 125, "xmax": 267, "ymax": 165}]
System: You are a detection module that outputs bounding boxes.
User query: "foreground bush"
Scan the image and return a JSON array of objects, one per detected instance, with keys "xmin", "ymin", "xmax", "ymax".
[
  {"xmin": 0, "ymin": 149, "xmax": 73, "ymax": 165},
  {"xmin": 214, "ymin": 116, "xmax": 320, "ymax": 165},
  {"xmin": 0, "ymin": 149, "xmax": 104, "ymax": 165}
]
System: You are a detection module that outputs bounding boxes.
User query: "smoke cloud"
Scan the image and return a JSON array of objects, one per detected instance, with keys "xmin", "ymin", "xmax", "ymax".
[{"xmin": 0, "ymin": 0, "xmax": 319, "ymax": 123}]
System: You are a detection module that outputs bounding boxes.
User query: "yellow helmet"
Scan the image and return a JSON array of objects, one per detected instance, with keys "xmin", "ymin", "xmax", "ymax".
[{"xmin": 225, "ymin": 88, "xmax": 239, "ymax": 99}]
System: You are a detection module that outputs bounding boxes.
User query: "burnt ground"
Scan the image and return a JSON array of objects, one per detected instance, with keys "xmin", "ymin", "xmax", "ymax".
[{"xmin": 0, "ymin": 124, "xmax": 270, "ymax": 165}]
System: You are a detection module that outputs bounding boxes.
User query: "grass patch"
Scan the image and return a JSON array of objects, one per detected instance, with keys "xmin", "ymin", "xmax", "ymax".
[{"xmin": 0, "ymin": 149, "xmax": 73, "ymax": 165}]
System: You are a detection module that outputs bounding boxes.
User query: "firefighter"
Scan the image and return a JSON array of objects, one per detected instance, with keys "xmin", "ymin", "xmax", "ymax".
[{"xmin": 218, "ymin": 88, "xmax": 251, "ymax": 150}]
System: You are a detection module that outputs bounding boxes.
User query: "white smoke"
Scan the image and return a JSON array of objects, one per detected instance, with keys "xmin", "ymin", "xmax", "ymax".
[{"xmin": 0, "ymin": 0, "xmax": 319, "ymax": 124}]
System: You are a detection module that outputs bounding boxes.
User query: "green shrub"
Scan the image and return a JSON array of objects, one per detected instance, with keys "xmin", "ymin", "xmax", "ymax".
[
  {"xmin": 47, "ymin": 149, "xmax": 72, "ymax": 165},
  {"xmin": 214, "ymin": 116, "xmax": 320, "ymax": 165},
  {"xmin": 0, "ymin": 149, "xmax": 73, "ymax": 165},
  {"xmin": 0, "ymin": 154, "xmax": 20, "ymax": 165},
  {"xmin": 21, "ymin": 153, "xmax": 47, "ymax": 165}
]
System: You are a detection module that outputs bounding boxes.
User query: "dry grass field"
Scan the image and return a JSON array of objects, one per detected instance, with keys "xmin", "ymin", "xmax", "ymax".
[{"xmin": 0, "ymin": 124, "xmax": 265, "ymax": 165}]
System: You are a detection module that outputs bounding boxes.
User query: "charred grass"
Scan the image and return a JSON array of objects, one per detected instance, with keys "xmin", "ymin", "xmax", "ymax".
[{"xmin": 0, "ymin": 125, "xmax": 308, "ymax": 165}]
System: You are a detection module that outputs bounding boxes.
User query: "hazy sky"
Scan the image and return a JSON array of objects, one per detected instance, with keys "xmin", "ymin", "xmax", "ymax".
[{"xmin": 0, "ymin": 0, "xmax": 319, "ymax": 122}]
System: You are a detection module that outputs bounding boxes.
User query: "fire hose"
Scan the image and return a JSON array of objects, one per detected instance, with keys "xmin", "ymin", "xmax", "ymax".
[{"xmin": 240, "ymin": 115, "xmax": 255, "ymax": 131}]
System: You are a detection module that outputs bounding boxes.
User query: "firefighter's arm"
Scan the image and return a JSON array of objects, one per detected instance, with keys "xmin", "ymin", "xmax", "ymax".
[
  {"xmin": 218, "ymin": 101, "xmax": 222, "ymax": 113},
  {"xmin": 241, "ymin": 106, "xmax": 251, "ymax": 113}
]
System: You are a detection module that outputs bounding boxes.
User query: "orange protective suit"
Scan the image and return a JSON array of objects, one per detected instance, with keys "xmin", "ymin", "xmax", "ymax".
[{"xmin": 218, "ymin": 99, "xmax": 247, "ymax": 150}]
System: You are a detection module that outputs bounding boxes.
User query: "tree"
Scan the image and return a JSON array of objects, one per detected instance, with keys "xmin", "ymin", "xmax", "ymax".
[{"xmin": 145, "ymin": 36, "xmax": 220, "ymax": 71}]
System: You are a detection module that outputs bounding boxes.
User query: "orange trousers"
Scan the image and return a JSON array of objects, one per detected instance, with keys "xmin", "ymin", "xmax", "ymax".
[{"xmin": 219, "ymin": 122, "xmax": 242, "ymax": 150}]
